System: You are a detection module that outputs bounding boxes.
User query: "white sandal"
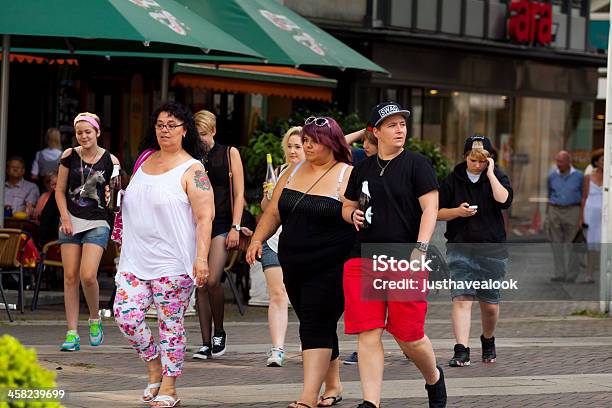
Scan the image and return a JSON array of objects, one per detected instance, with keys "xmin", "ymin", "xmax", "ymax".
[
  {"xmin": 150, "ymin": 394, "xmax": 181, "ymax": 407},
  {"xmin": 140, "ymin": 382, "xmax": 161, "ymax": 403}
]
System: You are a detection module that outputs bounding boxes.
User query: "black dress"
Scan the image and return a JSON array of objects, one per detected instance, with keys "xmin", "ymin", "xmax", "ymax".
[
  {"xmin": 204, "ymin": 143, "xmax": 233, "ymax": 237},
  {"xmin": 277, "ymin": 188, "xmax": 355, "ymax": 360}
]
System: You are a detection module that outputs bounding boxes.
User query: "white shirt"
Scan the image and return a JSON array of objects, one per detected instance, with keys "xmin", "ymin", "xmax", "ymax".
[{"xmin": 118, "ymin": 158, "xmax": 202, "ymax": 280}]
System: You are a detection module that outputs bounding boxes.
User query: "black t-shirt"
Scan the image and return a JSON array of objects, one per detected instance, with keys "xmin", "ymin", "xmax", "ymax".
[
  {"xmin": 345, "ymin": 150, "xmax": 438, "ymax": 253},
  {"xmin": 60, "ymin": 148, "xmax": 114, "ymax": 223}
]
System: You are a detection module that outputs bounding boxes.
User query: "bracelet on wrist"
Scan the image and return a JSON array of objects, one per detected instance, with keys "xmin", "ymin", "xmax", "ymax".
[{"xmin": 196, "ymin": 256, "xmax": 208, "ymax": 263}]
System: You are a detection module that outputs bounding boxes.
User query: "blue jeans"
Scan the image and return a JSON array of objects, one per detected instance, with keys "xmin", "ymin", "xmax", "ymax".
[
  {"xmin": 261, "ymin": 242, "xmax": 280, "ymax": 270},
  {"xmin": 447, "ymin": 249, "xmax": 508, "ymax": 304},
  {"xmin": 58, "ymin": 226, "xmax": 110, "ymax": 250}
]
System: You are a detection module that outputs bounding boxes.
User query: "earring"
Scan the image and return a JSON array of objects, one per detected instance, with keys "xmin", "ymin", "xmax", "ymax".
[{"xmin": 183, "ymin": 134, "xmax": 186, "ymax": 138}]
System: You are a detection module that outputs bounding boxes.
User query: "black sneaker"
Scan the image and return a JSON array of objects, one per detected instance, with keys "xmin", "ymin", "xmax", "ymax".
[
  {"xmin": 356, "ymin": 401, "xmax": 377, "ymax": 408},
  {"xmin": 343, "ymin": 352, "xmax": 358, "ymax": 365},
  {"xmin": 211, "ymin": 331, "xmax": 227, "ymax": 357},
  {"xmin": 425, "ymin": 365, "xmax": 447, "ymax": 408},
  {"xmin": 481, "ymin": 334, "xmax": 496, "ymax": 363},
  {"xmin": 448, "ymin": 344, "xmax": 470, "ymax": 367},
  {"xmin": 193, "ymin": 345, "xmax": 211, "ymax": 360}
]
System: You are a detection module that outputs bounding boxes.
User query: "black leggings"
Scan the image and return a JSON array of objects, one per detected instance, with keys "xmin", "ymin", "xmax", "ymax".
[{"xmin": 284, "ymin": 269, "xmax": 344, "ymax": 360}]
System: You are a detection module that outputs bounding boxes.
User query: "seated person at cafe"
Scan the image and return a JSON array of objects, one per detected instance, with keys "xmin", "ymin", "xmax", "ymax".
[{"xmin": 5, "ymin": 156, "xmax": 40, "ymax": 217}]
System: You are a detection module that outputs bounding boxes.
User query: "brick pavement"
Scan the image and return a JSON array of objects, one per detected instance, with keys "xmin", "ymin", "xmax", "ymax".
[{"xmin": 2, "ymin": 301, "xmax": 612, "ymax": 407}]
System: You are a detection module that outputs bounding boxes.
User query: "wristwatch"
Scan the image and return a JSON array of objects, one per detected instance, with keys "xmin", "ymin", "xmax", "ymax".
[
  {"xmin": 232, "ymin": 224, "xmax": 241, "ymax": 231},
  {"xmin": 415, "ymin": 242, "xmax": 429, "ymax": 252}
]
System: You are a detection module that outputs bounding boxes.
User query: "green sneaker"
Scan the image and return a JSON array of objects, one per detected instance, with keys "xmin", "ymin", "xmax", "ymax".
[
  {"xmin": 60, "ymin": 332, "xmax": 80, "ymax": 352},
  {"xmin": 89, "ymin": 319, "xmax": 104, "ymax": 346}
]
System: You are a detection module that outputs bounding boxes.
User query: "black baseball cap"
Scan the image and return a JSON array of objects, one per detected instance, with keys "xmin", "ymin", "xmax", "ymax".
[
  {"xmin": 367, "ymin": 102, "xmax": 411, "ymax": 131},
  {"xmin": 464, "ymin": 135, "xmax": 493, "ymax": 155}
]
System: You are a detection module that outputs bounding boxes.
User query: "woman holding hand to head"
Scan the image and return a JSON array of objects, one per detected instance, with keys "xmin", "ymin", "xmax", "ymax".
[
  {"xmin": 113, "ymin": 102, "xmax": 214, "ymax": 407},
  {"xmin": 56, "ymin": 112, "xmax": 120, "ymax": 352},
  {"xmin": 259, "ymin": 126, "xmax": 304, "ymax": 367},
  {"xmin": 247, "ymin": 117, "xmax": 354, "ymax": 408}
]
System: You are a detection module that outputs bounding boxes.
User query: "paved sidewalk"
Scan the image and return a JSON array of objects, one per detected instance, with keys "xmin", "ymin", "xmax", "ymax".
[{"xmin": 2, "ymin": 301, "xmax": 611, "ymax": 407}]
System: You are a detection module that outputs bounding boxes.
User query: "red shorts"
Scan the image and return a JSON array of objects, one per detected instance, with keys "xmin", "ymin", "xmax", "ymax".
[{"xmin": 343, "ymin": 257, "xmax": 428, "ymax": 342}]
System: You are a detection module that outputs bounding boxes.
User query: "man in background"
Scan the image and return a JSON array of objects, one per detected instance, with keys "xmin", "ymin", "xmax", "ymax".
[{"xmin": 545, "ymin": 150, "xmax": 584, "ymax": 283}]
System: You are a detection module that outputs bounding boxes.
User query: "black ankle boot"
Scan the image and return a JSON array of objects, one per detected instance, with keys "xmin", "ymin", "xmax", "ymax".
[{"xmin": 425, "ymin": 365, "xmax": 447, "ymax": 407}]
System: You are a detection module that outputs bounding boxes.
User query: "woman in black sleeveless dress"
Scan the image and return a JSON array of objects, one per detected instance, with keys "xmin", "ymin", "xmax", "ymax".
[
  {"xmin": 247, "ymin": 117, "xmax": 354, "ymax": 408},
  {"xmin": 192, "ymin": 110, "xmax": 246, "ymax": 360}
]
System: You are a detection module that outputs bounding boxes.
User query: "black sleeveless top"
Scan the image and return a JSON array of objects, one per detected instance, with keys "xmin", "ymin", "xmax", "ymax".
[
  {"xmin": 277, "ymin": 189, "xmax": 355, "ymax": 277},
  {"xmin": 60, "ymin": 148, "xmax": 114, "ymax": 223},
  {"xmin": 204, "ymin": 143, "xmax": 232, "ymax": 234}
]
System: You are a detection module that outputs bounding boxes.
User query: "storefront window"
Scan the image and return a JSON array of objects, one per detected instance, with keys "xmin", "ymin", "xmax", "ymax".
[{"xmin": 418, "ymin": 88, "xmax": 594, "ymax": 239}]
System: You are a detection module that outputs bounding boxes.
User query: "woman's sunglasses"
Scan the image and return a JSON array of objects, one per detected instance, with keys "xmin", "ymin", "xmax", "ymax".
[{"xmin": 305, "ymin": 116, "xmax": 330, "ymax": 128}]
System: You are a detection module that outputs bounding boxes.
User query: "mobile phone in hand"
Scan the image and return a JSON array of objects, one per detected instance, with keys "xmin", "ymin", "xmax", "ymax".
[{"xmin": 468, "ymin": 205, "xmax": 478, "ymax": 210}]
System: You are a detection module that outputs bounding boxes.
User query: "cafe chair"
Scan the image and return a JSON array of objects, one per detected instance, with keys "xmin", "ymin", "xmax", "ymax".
[
  {"xmin": 0, "ymin": 228, "xmax": 26, "ymax": 314},
  {"xmin": 31, "ymin": 240, "xmax": 62, "ymax": 311},
  {"xmin": 0, "ymin": 233, "xmax": 13, "ymax": 321}
]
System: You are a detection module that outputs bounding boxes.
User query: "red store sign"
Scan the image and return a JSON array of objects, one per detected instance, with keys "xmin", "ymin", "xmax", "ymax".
[{"xmin": 508, "ymin": 0, "xmax": 552, "ymax": 46}]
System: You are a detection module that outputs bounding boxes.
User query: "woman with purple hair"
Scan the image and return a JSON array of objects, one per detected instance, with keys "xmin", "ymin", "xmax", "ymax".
[{"xmin": 247, "ymin": 117, "xmax": 355, "ymax": 408}]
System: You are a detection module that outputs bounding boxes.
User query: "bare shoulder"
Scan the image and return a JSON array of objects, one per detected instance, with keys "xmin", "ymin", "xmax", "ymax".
[
  {"xmin": 61, "ymin": 148, "xmax": 74, "ymax": 159},
  {"xmin": 110, "ymin": 154, "xmax": 120, "ymax": 165}
]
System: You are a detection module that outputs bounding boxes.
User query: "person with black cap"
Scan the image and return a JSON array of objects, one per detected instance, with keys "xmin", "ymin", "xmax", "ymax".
[
  {"xmin": 438, "ymin": 135, "xmax": 513, "ymax": 368},
  {"xmin": 342, "ymin": 102, "xmax": 447, "ymax": 408}
]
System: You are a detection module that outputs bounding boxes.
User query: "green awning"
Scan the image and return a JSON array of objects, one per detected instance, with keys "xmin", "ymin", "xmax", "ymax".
[
  {"xmin": 0, "ymin": 0, "xmax": 261, "ymax": 59},
  {"xmin": 177, "ymin": 0, "xmax": 388, "ymax": 74}
]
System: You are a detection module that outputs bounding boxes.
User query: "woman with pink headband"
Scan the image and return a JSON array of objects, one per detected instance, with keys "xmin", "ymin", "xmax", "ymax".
[{"xmin": 55, "ymin": 112, "xmax": 121, "ymax": 352}]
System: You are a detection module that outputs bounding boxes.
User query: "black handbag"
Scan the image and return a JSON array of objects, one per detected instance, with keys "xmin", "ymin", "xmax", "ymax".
[{"xmin": 380, "ymin": 177, "xmax": 449, "ymax": 283}]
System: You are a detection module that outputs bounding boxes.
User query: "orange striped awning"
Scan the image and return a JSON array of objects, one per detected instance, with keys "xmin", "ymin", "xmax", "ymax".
[
  {"xmin": 172, "ymin": 63, "xmax": 336, "ymax": 102},
  {"xmin": 0, "ymin": 53, "xmax": 78, "ymax": 65}
]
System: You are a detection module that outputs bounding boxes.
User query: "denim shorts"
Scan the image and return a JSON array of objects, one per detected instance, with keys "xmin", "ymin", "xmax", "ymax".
[
  {"xmin": 261, "ymin": 241, "xmax": 280, "ymax": 270},
  {"xmin": 58, "ymin": 226, "xmax": 111, "ymax": 250},
  {"xmin": 447, "ymin": 249, "xmax": 508, "ymax": 304}
]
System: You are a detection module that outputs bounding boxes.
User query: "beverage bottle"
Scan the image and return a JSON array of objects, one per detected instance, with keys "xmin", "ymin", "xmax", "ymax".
[
  {"xmin": 358, "ymin": 181, "xmax": 372, "ymax": 229},
  {"xmin": 264, "ymin": 153, "xmax": 277, "ymax": 200},
  {"xmin": 108, "ymin": 164, "xmax": 122, "ymax": 212}
]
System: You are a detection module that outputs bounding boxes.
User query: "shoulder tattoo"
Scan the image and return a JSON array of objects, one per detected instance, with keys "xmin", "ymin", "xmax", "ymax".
[{"xmin": 194, "ymin": 170, "xmax": 211, "ymax": 191}]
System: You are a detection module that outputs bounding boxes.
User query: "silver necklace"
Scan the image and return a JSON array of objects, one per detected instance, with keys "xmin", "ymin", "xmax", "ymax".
[{"xmin": 376, "ymin": 155, "xmax": 393, "ymax": 176}]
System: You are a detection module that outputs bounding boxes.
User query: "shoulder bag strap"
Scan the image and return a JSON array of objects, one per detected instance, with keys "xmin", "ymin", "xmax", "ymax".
[
  {"xmin": 289, "ymin": 162, "xmax": 339, "ymax": 215},
  {"xmin": 227, "ymin": 146, "xmax": 235, "ymax": 220}
]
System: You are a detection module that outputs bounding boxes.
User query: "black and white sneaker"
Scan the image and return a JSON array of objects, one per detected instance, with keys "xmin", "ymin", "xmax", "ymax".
[
  {"xmin": 211, "ymin": 331, "xmax": 227, "ymax": 357},
  {"xmin": 193, "ymin": 345, "xmax": 211, "ymax": 360},
  {"xmin": 481, "ymin": 334, "xmax": 497, "ymax": 363},
  {"xmin": 449, "ymin": 343, "xmax": 470, "ymax": 367}
]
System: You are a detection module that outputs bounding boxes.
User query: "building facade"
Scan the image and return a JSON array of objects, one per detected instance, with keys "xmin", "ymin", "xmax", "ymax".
[{"xmin": 284, "ymin": 0, "xmax": 606, "ymax": 238}]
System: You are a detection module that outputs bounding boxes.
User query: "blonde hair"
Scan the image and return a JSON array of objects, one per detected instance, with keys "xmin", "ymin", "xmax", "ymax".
[
  {"xmin": 364, "ymin": 129, "xmax": 377, "ymax": 146},
  {"xmin": 75, "ymin": 112, "xmax": 100, "ymax": 125},
  {"xmin": 45, "ymin": 128, "xmax": 62, "ymax": 149},
  {"xmin": 194, "ymin": 110, "xmax": 216, "ymax": 135},
  {"xmin": 281, "ymin": 126, "xmax": 302, "ymax": 163},
  {"xmin": 466, "ymin": 148, "xmax": 490, "ymax": 161}
]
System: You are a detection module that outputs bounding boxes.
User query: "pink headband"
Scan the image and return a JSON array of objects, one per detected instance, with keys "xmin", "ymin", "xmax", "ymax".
[{"xmin": 74, "ymin": 115, "xmax": 100, "ymax": 131}]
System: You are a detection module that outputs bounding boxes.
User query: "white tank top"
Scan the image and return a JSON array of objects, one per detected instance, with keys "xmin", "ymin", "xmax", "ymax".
[{"xmin": 118, "ymin": 158, "xmax": 202, "ymax": 280}]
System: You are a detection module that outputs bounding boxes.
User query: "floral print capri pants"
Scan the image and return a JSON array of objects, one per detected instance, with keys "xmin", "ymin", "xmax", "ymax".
[{"xmin": 114, "ymin": 271, "xmax": 193, "ymax": 376}]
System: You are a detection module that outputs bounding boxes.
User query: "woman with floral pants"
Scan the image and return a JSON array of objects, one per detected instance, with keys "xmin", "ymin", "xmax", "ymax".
[
  {"xmin": 114, "ymin": 272, "xmax": 193, "ymax": 376},
  {"xmin": 114, "ymin": 102, "xmax": 214, "ymax": 407}
]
